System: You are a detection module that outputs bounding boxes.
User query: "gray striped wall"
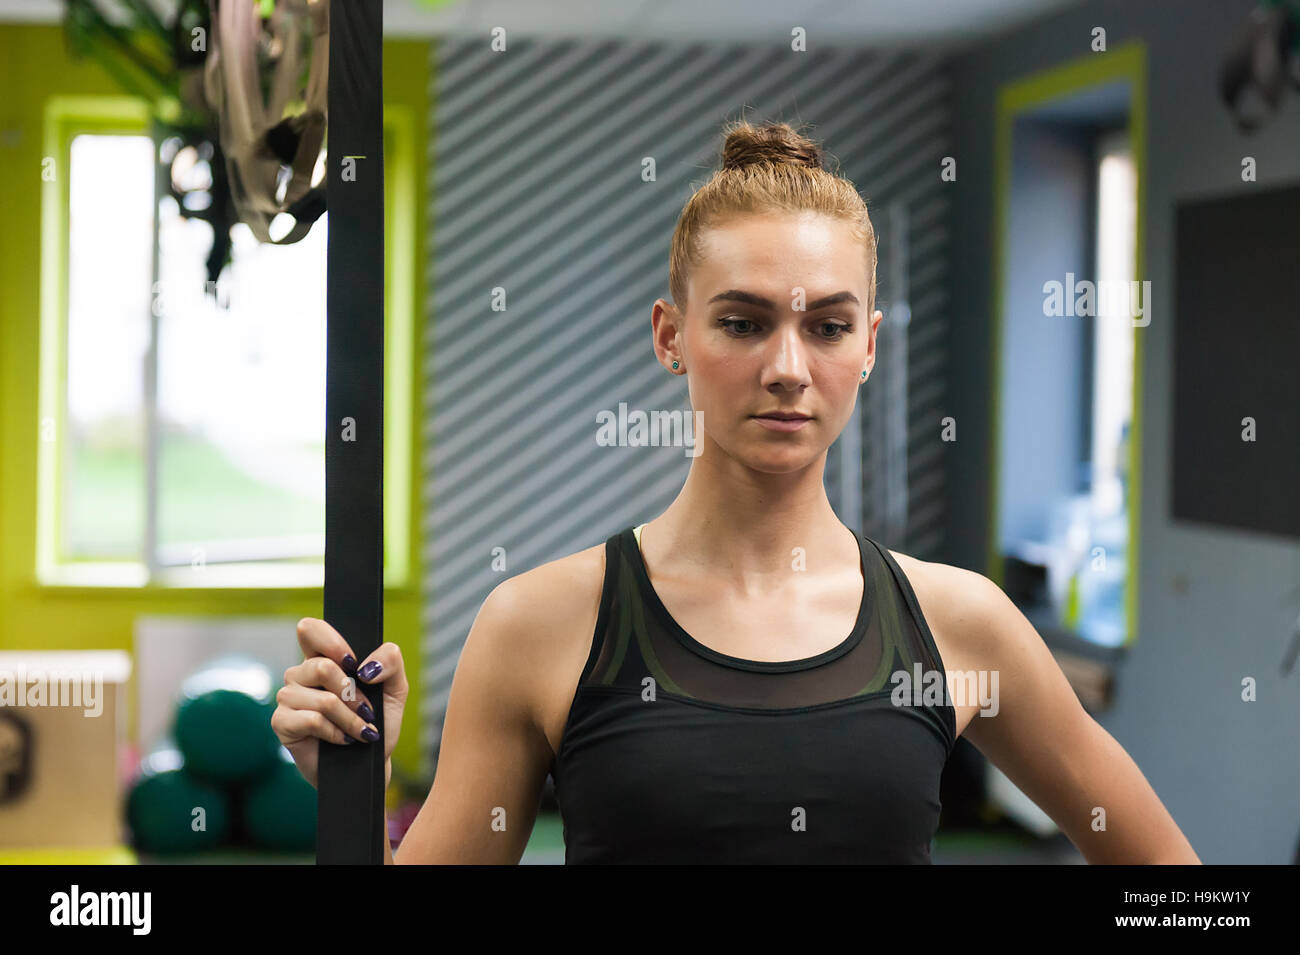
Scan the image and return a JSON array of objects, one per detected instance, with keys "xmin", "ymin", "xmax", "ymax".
[{"xmin": 422, "ymin": 36, "xmax": 952, "ymax": 769}]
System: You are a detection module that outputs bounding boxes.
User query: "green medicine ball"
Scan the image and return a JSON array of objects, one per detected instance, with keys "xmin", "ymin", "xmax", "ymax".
[
  {"xmin": 173, "ymin": 658, "xmax": 282, "ymax": 784},
  {"xmin": 242, "ymin": 750, "xmax": 317, "ymax": 852},
  {"xmin": 126, "ymin": 749, "xmax": 231, "ymax": 854}
]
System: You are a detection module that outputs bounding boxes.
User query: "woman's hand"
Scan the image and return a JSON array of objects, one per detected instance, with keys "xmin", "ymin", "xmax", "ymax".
[{"xmin": 271, "ymin": 617, "xmax": 409, "ymax": 789}]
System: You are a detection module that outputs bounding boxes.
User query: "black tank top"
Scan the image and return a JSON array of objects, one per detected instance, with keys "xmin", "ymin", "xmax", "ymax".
[{"xmin": 550, "ymin": 524, "xmax": 957, "ymax": 864}]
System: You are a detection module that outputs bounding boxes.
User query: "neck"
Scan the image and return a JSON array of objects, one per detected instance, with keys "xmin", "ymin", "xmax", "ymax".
[{"xmin": 647, "ymin": 444, "xmax": 855, "ymax": 582}]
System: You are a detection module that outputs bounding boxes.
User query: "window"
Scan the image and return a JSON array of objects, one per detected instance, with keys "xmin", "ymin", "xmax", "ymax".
[
  {"xmin": 1077, "ymin": 130, "xmax": 1135, "ymax": 645},
  {"xmin": 64, "ymin": 133, "xmax": 154, "ymax": 561},
  {"xmin": 994, "ymin": 77, "xmax": 1140, "ymax": 649},
  {"xmin": 38, "ymin": 98, "xmax": 413, "ymax": 589},
  {"xmin": 63, "ymin": 131, "xmax": 327, "ymax": 575}
]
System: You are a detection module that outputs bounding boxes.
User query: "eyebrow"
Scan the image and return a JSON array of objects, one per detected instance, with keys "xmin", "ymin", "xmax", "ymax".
[{"xmin": 707, "ymin": 289, "xmax": 861, "ymax": 311}]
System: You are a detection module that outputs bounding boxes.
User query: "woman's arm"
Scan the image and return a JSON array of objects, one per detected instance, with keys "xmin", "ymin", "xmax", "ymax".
[
  {"xmin": 391, "ymin": 575, "xmax": 560, "ymax": 864},
  {"xmin": 951, "ymin": 570, "xmax": 1200, "ymax": 864}
]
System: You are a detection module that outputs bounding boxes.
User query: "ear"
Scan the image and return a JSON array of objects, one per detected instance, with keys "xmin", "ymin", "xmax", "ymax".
[
  {"xmin": 651, "ymin": 298, "xmax": 685, "ymax": 370},
  {"xmin": 862, "ymin": 309, "xmax": 883, "ymax": 377}
]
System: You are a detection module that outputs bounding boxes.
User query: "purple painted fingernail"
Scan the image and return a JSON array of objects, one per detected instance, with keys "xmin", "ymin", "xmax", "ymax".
[
  {"xmin": 358, "ymin": 661, "xmax": 382, "ymax": 682},
  {"xmin": 357, "ymin": 701, "xmax": 375, "ymax": 723},
  {"xmin": 341, "ymin": 654, "xmax": 357, "ymax": 676},
  {"xmin": 361, "ymin": 726, "xmax": 380, "ymax": 743}
]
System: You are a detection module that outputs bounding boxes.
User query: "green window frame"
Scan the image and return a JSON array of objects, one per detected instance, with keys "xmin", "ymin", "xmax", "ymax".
[
  {"xmin": 36, "ymin": 95, "xmax": 415, "ymax": 591},
  {"xmin": 987, "ymin": 41, "xmax": 1147, "ymax": 646}
]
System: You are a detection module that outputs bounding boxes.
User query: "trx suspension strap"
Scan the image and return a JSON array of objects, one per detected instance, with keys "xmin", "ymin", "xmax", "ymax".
[{"xmin": 316, "ymin": 0, "xmax": 386, "ymax": 865}]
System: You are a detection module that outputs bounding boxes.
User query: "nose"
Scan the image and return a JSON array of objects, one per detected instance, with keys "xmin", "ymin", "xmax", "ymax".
[{"xmin": 760, "ymin": 323, "xmax": 811, "ymax": 390}]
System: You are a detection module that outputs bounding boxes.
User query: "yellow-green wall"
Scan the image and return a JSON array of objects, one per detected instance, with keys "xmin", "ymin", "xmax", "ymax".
[{"xmin": 0, "ymin": 24, "xmax": 429, "ymax": 776}]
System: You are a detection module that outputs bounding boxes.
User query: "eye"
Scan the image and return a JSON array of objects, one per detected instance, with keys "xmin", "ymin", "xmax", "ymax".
[
  {"xmin": 717, "ymin": 316, "xmax": 757, "ymax": 336},
  {"xmin": 817, "ymin": 320, "xmax": 852, "ymax": 340}
]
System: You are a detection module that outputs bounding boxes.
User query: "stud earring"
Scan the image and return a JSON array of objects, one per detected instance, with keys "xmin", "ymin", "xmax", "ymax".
[
  {"xmin": 672, "ymin": 361, "xmax": 680, "ymax": 371},
  {"xmin": 860, "ymin": 370, "xmax": 867, "ymax": 379}
]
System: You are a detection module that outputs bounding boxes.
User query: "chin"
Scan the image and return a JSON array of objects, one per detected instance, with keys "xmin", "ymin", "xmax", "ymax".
[{"xmin": 734, "ymin": 444, "xmax": 825, "ymax": 474}]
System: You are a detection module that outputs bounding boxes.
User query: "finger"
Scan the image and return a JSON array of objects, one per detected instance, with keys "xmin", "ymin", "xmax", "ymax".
[
  {"xmin": 295, "ymin": 617, "xmax": 360, "ymax": 677},
  {"xmin": 272, "ymin": 703, "xmax": 352, "ymax": 748},
  {"xmin": 355, "ymin": 642, "xmax": 409, "ymax": 697},
  {"xmin": 275, "ymin": 683, "xmax": 379, "ymax": 743},
  {"xmin": 283, "ymin": 654, "xmax": 348, "ymax": 696},
  {"xmin": 282, "ymin": 657, "xmax": 377, "ymax": 721}
]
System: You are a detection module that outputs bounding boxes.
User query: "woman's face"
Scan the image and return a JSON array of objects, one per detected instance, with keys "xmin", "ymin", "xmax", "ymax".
[{"xmin": 653, "ymin": 211, "xmax": 882, "ymax": 473}]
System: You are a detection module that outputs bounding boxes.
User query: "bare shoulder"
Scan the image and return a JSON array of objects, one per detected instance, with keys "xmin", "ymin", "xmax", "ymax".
[
  {"xmin": 470, "ymin": 540, "xmax": 608, "ymax": 753},
  {"xmin": 885, "ymin": 547, "xmax": 1010, "ymax": 671},
  {"xmin": 481, "ymin": 540, "xmax": 607, "ymax": 662}
]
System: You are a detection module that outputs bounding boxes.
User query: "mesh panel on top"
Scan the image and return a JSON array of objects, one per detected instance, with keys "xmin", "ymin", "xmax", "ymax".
[{"xmin": 584, "ymin": 526, "xmax": 945, "ymax": 710}]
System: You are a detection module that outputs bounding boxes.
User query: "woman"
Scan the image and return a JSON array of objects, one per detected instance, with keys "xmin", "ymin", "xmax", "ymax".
[{"xmin": 273, "ymin": 119, "xmax": 1200, "ymax": 864}]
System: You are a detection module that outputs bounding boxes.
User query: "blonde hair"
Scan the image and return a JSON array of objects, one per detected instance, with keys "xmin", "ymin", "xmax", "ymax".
[{"xmin": 668, "ymin": 119, "xmax": 878, "ymax": 315}]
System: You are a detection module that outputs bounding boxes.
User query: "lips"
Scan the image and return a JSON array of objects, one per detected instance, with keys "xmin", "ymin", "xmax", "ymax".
[{"xmin": 753, "ymin": 412, "xmax": 811, "ymax": 420}]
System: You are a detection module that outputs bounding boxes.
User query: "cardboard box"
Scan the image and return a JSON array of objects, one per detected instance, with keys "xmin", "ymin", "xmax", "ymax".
[{"xmin": 0, "ymin": 651, "xmax": 132, "ymax": 849}]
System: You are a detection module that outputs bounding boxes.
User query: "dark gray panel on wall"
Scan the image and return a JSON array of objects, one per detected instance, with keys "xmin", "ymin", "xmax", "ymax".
[
  {"xmin": 1172, "ymin": 182, "xmax": 1300, "ymax": 541},
  {"xmin": 422, "ymin": 37, "xmax": 953, "ymax": 763}
]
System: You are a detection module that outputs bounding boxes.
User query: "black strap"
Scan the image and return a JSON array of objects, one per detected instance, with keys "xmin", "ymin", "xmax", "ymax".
[{"xmin": 317, "ymin": 0, "xmax": 386, "ymax": 865}]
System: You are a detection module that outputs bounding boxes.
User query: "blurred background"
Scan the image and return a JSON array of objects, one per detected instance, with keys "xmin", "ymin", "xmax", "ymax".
[{"xmin": 0, "ymin": 0, "xmax": 1297, "ymax": 864}]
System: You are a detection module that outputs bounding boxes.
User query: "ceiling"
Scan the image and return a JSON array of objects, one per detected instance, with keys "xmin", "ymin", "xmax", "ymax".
[{"xmin": 3, "ymin": 0, "xmax": 1083, "ymax": 51}]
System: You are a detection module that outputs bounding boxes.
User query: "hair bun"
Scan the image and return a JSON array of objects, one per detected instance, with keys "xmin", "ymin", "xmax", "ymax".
[{"xmin": 719, "ymin": 120, "xmax": 824, "ymax": 172}]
